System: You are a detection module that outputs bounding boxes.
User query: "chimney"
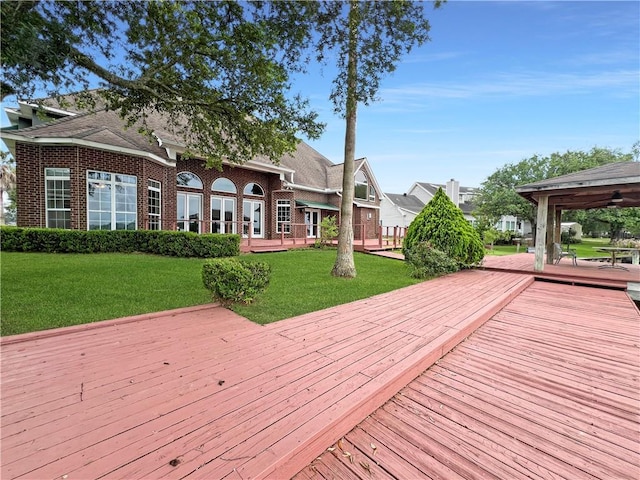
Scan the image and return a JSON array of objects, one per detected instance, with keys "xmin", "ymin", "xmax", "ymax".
[{"xmin": 446, "ymin": 179, "xmax": 460, "ymax": 207}]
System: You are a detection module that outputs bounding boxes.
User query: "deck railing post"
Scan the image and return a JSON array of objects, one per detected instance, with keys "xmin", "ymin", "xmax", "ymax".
[{"xmin": 378, "ymin": 225, "xmax": 383, "ymax": 247}]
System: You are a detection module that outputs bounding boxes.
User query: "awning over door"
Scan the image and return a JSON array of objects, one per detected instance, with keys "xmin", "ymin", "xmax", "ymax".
[{"xmin": 295, "ymin": 200, "xmax": 340, "ymax": 211}]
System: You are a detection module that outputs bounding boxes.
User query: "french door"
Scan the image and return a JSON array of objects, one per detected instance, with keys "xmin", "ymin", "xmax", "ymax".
[
  {"xmin": 177, "ymin": 193, "xmax": 202, "ymax": 233},
  {"xmin": 211, "ymin": 196, "xmax": 236, "ymax": 233},
  {"xmin": 305, "ymin": 209, "xmax": 320, "ymax": 238},
  {"xmin": 243, "ymin": 200, "xmax": 264, "ymax": 238}
]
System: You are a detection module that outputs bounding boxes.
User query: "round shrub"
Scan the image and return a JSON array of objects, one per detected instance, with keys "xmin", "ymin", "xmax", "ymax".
[
  {"xmin": 405, "ymin": 242, "xmax": 459, "ymax": 279},
  {"xmin": 202, "ymin": 258, "xmax": 271, "ymax": 306}
]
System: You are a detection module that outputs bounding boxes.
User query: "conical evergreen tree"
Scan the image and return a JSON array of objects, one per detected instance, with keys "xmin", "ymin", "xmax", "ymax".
[{"xmin": 403, "ymin": 188, "xmax": 484, "ymax": 266}]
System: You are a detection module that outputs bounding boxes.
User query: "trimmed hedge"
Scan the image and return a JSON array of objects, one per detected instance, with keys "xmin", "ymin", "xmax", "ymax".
[
  {"xmin": 202, "ymin": 258, "xmax": 271, "ymax": 306},
  {"xmin": 0, "ymin": 226, "xmax": 240, "ymax": 258}
]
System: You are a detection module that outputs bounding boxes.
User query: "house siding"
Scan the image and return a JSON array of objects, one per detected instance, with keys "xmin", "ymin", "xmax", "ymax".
[{"xmin": 16, "ymin": 144, "xmax": 355, "ymax": 239}]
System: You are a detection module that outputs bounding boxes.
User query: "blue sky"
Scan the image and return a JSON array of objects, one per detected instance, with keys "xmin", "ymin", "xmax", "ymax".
[
  {"xmin": 300, "ymin": 1, "xmax": 640, "ymax": 193},
  {"xmin": 2, "ymin": 1, "xmax": 638, "ymax": 195}
]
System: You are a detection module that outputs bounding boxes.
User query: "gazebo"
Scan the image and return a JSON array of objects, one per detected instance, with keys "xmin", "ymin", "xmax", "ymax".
[{"xmin": 516, "ymin": 161, "xmax": 640, "ymax": 271}]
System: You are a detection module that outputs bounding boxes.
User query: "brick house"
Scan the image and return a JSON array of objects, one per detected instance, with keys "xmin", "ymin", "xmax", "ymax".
[{"xmin": 1, "ymin": 97, "xmax": 382, "ymax": 240}]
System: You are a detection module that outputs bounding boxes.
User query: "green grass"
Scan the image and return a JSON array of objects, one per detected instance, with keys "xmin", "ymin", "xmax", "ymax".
[
  {"xmin": 1, "ymin": 249, "xmax": 420, "ymax": 336},
  {"xmin": 0, "ymin": 252, "xmax": 212, "ymax": 336},
  {"xmin": 484, "ymin": 238, "xmax": 612, "ymax": 258},
  {"xmin": 231, "ymin": 249, "xmax": 420, "ymax": 324}
]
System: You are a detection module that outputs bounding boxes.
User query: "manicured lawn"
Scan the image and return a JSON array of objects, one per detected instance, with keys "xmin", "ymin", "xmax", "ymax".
[
  {"xmin": 0, "ymin": 249, "xmax": 419, "ymax": 336},
  {"xmin": 485, "ymin": 237, "xmax": 612, "ymax": 258},
  {"xmin": 0, "ymin": 252, "xmax": 212, "ymax": 336},
  {"xmin": 232, "ymin": 249, "xmax": 420, "ymax": 324}
]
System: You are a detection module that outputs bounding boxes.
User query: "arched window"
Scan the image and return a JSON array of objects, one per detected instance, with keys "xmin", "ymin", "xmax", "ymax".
[
  {"xmin": 177, "ymin": 172, "xmax": 203, "ymax": 189},
  {"xmin": 212, "ymin": 177, "xmax": 237, "ymax": 193},
  {"xmin": 354, "ymin": 170, "xmax": 368, "ymax": 200},
  {"xmin": 243, "ymin": 182, "xmax": 264, "ymax": 196}
]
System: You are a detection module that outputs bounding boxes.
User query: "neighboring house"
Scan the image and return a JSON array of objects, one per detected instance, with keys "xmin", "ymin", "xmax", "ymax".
[
  {"xmin": 0, "ymin": 94, "xmax": 382, "ymax": 240},
  {"xmin": 381, "ymin": 178, "xmax": 531, "ymax": 235}
]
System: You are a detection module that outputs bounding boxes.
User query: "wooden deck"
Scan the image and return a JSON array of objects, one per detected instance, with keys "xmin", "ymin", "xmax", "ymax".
[
  {"xmin": 1, "ymin": 270, "xmax": 531, "ymax": 479},
  {"xmin": 482, "ymin": 252, "xmax": 639, "ymax": 289},
  {"xmin": 294, "ymin": 281, "xmax": 640, "ymax": 479}
]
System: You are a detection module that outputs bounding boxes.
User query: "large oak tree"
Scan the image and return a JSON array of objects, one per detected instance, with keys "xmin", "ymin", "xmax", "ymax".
[{"xmin": 1, "ymin": 0, "xmax": 324, "ymax": 167}]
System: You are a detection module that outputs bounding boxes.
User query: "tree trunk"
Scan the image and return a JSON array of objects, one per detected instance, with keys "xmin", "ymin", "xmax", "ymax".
[
  {"xmin": 0, "ymin": 188, "xmax": 5, "ymax": 225},
  {"xmin": 332, "ymin": 0, "xmax": 358, "ymax": 278}
]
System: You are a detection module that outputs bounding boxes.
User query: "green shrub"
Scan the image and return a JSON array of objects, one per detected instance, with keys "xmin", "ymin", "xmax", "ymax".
[
  {"xmin": 404, "ymin": 241, "xmax": 460, "ymax": 278},
  {"xmin": 0, "ymin": 226, "xmax": 239, "ymax": 258},
  {"xmin": 320, "ymin": 215, "xmax": 338, "ymax": 245},
  {"xmin": 202, "ymin": 258, "xmax": 271, "ymax": 306},
  {"xmin": 403, "ymin": 188, "xmax": 484, "ymax": 267}
]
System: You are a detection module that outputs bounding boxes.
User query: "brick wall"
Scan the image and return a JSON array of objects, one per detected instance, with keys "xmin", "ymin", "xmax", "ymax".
[
  {"xmin": 15, "ymin": 144, "xmax": 174, "ymax": 230},
  {"xmin": 15, "ymin": 143, "xmax": 380, "ymax": 239}
]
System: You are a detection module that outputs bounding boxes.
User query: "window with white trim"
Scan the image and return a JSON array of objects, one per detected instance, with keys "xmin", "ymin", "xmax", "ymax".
[
  {"xmin": 87, "ymin": 170, "xmax": 137, "ymax": 230},
  {"xmin": 354, "ymin": 170, "xmax": 369, "ymax": 200},
  {"xmin": 45, "ymin": 168, "xmax": 71, "ymax": 229},
  {"xmin": 276, "ymin": 200, "xmax": 291, "ymax": 233},
  {"xmin": 148, "ymin": 179, "xmax": 161, "ymax": 230},
  {"xmin": 243, "ymin": 182, "xmax": 264, "ymax": 196},
  {"xmin": 177, "ymin": 171, "xmax": 203, "ymax": 189},
  {"xmin": 212, "ymin": 177, "xmax": 237, "ymax": 193}
]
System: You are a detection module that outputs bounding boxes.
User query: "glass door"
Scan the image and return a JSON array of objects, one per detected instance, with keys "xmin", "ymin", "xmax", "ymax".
[
  {"xmin": 177, "ymin": 192, "xmax": 202, "ymax": 233},
  {"xmin": 305, "ymin": 209, "xmax": 320, "ymax": 238},
  {"xmin": 243, "ymin": 200, "xmax": 264, "ymax": 238},
  {"xmin": 211, "ymin": 196, "xmax": 236, "ymax": 233}
]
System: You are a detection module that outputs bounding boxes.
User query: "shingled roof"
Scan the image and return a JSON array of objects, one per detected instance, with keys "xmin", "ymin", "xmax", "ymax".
[
  {"xmin": 1, "ymin": 105, "xmax": 343, "ymax": 189},
  {"xmin": 516, "ymin": 161, "xmax": 640, "ymax": 210},
  {"xmin": 383, "ymin": 193, "xmax": 424, "ymax": 213}
]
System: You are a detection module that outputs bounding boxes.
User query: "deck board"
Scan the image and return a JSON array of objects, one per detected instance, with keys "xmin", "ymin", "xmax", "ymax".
[
  {"xmin": 297, "ymin": 281, "xmax": 640, "ymax": 479},
  {"xmin": 1, "ymin": 270, "xmax": 532, "ymax": 479}
]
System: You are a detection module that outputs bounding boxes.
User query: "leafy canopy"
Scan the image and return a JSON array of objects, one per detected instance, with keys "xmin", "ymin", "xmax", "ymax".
[
  {"xmin": 403, "ymin": 188, "xmax": 484, "ymax": 266},
  {"xmin": 1, "ymin": 0, "xmax": 324, "ymax": 168},
  {"xmin": 474, "ymin": 147, "xmax": 634, "ymax": 227}
]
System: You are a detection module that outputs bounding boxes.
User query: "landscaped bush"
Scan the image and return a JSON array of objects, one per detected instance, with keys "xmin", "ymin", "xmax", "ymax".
[
  {"xmin": 494, "ymin": 230, "xmax": 519, "ymax": 245},
  {"xmin": 202, "ymin": 258, "xmax": 271, "ymax": 306},
  {"xmin": 403, "ymin": 188, "xmax": 484, "ymax": 267},
  {"xmin": 0, "ymin": 226, "xmax": 239, "ymax": 258},
  {"xmin": 404, "ymin": 241, "xmax": 459, "ymax": 279}
]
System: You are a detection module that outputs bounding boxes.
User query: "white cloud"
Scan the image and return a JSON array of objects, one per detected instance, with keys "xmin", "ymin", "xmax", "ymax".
[{"xmin": 379, "ymin": 69, "xmax": 639, "ymax": 102}]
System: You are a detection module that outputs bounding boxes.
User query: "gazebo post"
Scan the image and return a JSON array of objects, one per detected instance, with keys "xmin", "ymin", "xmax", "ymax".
[
  {"xmin": 534, "ymin": 194, "xmax": 548, "ymax": 272},
  {"xmin": 546, "ymin": 206, "xmax": 555, "ymax": 265},
  {"xmin": 554, "ymin": 208, "xmax": 562, "ymax": 244}
]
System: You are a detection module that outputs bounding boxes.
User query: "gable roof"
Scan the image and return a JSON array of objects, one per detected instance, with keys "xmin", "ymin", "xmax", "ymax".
[
  {"xmin": 383, "ymin": 193, "xmax": 424, "ymax": 214},
  {"xmin": 415, "ymin": 181, "xmax": 477, "ymax": 196}
]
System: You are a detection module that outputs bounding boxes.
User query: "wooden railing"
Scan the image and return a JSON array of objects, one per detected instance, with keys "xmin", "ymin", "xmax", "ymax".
[{"xmin": 141, "ymin": 217, "xmax": 407, "ymax": 249}]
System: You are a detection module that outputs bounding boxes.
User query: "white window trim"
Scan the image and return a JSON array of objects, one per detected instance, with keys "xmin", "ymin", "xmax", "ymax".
[
  {"xmin": 276, "ymin": 199, "xmax": 291, "ymax": 234},
  {"xmin": 87, "ymin": 170, "xmax": 138, "ymax": 230},
  {"xmin": 44, "ymin": 167, "xmax": 71, "ymax": 229},
  {"xmin": 148, "ymin": 179, "xmax": 161, "ymax": 230}
]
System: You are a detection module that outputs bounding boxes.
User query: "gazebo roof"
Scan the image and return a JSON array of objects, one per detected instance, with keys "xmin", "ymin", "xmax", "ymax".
[{"xmin": 516, "ymin": 161, "xmax": 640, "ymax": 210}]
